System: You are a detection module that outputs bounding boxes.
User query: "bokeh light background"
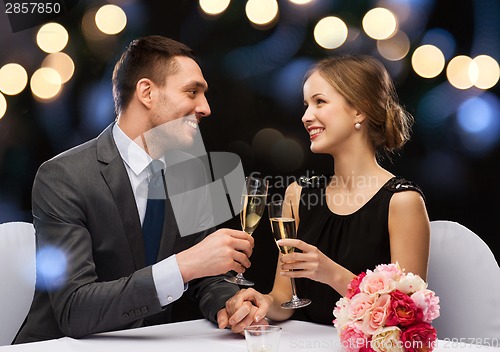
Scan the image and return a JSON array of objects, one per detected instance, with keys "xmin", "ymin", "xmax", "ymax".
[{"xmin": 0, "ymin": 0, "xmax": 498, "ymax": 310}]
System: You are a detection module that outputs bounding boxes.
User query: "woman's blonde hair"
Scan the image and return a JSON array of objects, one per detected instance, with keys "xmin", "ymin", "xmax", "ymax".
[{"xmin": 305, "ymin": 55, "xmax": 413, "ymax": 154}]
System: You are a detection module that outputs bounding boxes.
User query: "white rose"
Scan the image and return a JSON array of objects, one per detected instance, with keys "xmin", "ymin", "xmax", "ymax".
[
  {"xmin": 395, "ymin": 273, "xmax": 427, "ymax": 294},
  {"xmin": 371, "ymin": 326, "xmax": 403, "ymax": 352},
  {"xmin": 333, "ymin": 297, "xmax": 350, "ymax": 329}
]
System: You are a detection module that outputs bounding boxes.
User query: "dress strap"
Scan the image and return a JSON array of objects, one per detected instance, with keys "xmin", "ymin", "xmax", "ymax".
[{"xmin": 383, "ymin": 176, "xmax": 425, "ymax": 201}]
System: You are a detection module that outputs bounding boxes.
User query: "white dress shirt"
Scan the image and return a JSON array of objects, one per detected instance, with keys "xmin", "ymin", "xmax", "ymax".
[{"xmin": 112, "ymin": 123, "xmax": 185, "ymax": 307}]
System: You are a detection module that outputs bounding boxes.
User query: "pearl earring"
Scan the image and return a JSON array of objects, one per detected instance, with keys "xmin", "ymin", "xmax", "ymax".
[{"xmin": 354, "ymin": 122, "xmax": 361, "ymax": 130}]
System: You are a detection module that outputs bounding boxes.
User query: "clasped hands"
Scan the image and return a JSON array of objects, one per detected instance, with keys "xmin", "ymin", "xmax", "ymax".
[{"xmin": 217, "ymin": 238, "xmax": 332, "ymax": 333}]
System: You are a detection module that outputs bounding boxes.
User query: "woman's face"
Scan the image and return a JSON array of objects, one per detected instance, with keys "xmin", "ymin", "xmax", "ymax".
[{"xmin": 301, "ymin": 71, "xmax": 360, "ymax": 155}]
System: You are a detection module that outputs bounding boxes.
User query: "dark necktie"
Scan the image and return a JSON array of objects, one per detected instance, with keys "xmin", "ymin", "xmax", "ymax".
[{"xmin": 142, "ymin": 160, "xmax": 166, "ymax": 266}]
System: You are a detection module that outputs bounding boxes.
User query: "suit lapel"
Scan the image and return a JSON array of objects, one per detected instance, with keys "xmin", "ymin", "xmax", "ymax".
[{"xmin": 96, "ymin": 124, "xmax": 146, "ymax": 269}]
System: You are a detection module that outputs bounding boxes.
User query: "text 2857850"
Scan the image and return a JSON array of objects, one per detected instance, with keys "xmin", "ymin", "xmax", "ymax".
[{"xmin": 5, "ymin": 2, "xmax": 61, "ymax": 14}]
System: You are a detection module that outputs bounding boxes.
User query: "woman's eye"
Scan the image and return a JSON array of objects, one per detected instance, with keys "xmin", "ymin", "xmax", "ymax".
[{"xmin": 316, "ymin": 99, "xmax": 325, "ymax": 105}]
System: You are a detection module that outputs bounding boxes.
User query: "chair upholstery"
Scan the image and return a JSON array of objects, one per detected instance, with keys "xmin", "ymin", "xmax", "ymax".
[
  {"xmin": 0, "ymin": 222, "xmax": 36, "ymax": 345},
  {"xmin": 428, "ymin": 220, "xmax": 500, "ymax": 340}
]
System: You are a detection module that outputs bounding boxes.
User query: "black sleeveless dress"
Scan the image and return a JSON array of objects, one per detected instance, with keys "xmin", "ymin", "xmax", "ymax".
[{"xmin": 292, "ymin": 176, "xmax": 424, "ymax": 325}]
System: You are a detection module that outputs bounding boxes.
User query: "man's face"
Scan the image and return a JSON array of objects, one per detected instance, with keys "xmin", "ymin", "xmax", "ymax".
[{"xmin": 144, "ymin": 56, "xmax": 211, "ymax": 156}]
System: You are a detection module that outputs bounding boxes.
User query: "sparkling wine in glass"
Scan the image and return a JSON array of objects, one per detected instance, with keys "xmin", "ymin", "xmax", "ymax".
[
  {"xmin": 225, "ymin": 176, "xmax": 268, "ymax": 286},
  {"xmin": 268, "ymin": 200, "xmax": 311, "ymax": 309}
]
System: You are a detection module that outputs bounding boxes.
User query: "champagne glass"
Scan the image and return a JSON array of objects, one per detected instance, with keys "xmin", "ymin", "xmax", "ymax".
[
  {"xmin": 225, "ymin": 176, "xmax": 268, "ymax": 286},
  {"xmin": 268, "ymin": 200, "xmax": 311, "ymax": 309}
]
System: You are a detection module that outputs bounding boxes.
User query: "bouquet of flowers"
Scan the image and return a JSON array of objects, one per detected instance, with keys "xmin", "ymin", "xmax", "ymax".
[{"xmin": 333, "ymin": 263, "xmax": 440, "ymax": 352}]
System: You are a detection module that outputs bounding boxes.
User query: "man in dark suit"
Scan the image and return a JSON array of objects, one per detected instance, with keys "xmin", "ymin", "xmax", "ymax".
[{"xmin": 15, "ymin": 35, "xmax": 265, "ymax": 343}]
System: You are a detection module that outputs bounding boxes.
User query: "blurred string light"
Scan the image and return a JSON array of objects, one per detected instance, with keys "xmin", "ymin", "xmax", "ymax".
[
  {"xmin": 421, "ymin": 28, "xmax": 456, "ymax": 60},
  {"xmin": 458, "ymin": 95, "xmax": 493, "ymax": 133},
  {"xmin": 30, "ymin": 67, "xmax": 62, "ymax": 101},
  {"xmin": 471, "ymin": 55, "xmax": 499, "ymax": 89},
  {"xmin": 82, "ymin": 7, "xmax": 108, "ymax": 41},
  {"xmin": 36, "ymin": 22, "xmax": 69, "ymax": 53},
  {"xmin": 245, "ymin": 0, "xmax": 279, "ymax": 28},
  {"xmin": 411, "ymin": 44, "xmax": 445, "ymax": 78},
  {"xmin": 272, "ymin": 58, "xmax": 314, "ymax": 111},
  {"xmin": 42, "ymin": 52, "xmax": 75, "ymax": 84},
  {"xmin": 0, "ymin": 92, "xmax": 6, "ymax": 119},
  {"xmin": 313, "ymin": 16, "xmax": 348, "ymax": 49},
  {"xmin": 0, "ymin": 63, "xmax": 28, "ymax": 95},
  {"xmin": 95, "ymin": 4, "xmax": 127, "ymax": 35},
  {"xmin": 80, "ymin": 81, "xmax": 115, "ymax": 135},
  {"xmin": 446, "ymin": 55, "xmax": 474, "ymax": 89},
  {"xmin": 379, "ymin": 0, "xmax": 412, "ymax": 24},
  {"xmin": 377, "ymin": 30, "xmax": 410, "ymax": 61},
  {"xmin": 199, "ymin": 0, "xmax": 231, "ymax": 16},
  {"xmin": 289, "ymin": 0, "xmax": 313, "ymax": 4},
  {"xmin": 362, "ymin": 7, "xmax": 397, "ymax": 40},
  {"xmin": 456, "ymin": 93, "xmax": 500, "ymax": 154},
  {"xmin": 378, "ymin": 0, "xmax": 431, "ymax": 51},
  {"xmin": 252, "ymin": 128, "xmax": 284, "ymax": 158},
  {"xmin": 36, "ymin": 245, "xmax": 67, "ymax": 291},
  {"xmin": 453, "ymin": 55, "xmax": 500, "ymax": 91}
]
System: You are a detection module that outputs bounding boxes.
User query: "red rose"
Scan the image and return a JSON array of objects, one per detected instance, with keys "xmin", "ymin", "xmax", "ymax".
[
  {"xmin": 360, "ymin": 345, "xmax": 376, "ymax": 352},
  {"xmin": 386, "ymin": 290, "xmax": 423, "ymax": 326},
  {"xmin": 359, "ymin": 337, "xmax": 375, "ymax": 352},
  {"xmin": 346, "ymin": 272, "xmax": 367, "ymax": 299},
  {"xmin": 401, "ymin": 322, "xmax": 437, "ymax": 352}
]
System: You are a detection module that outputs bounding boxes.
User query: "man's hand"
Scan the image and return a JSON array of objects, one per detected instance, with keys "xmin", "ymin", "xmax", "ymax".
[
  {"xmin": 176, "ymin": 229, "xmax": 254, "ymax": 283},
  {"xmin": 217, "ymin": 288, "xmax": 271, "ymax": 333}
]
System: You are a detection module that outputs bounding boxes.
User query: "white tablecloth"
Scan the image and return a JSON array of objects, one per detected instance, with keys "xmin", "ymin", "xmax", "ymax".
[{"xmin": 2, "ymin": 319, "xmax": 500, "ymax": 352}]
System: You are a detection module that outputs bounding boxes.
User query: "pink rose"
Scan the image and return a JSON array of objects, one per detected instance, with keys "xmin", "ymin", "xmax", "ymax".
[
  {"xmin": 360, "ymin": 271, "xmax": 395, "ymax": 295},
  {"xmin": 411, "ymin": 290, "xmax": 440, "ymax": 323},
  {"xmin": 349, "ymin": 293, "xmax": 375, "ymax": 321},
  {"xmin": 361, "ymin": 294, "xmax": 391, "ymax": 335},
  {"xmin": 386, "ymin": 290, "xmax": 423, "ymax": 327},
  {"xmin": 347, "ymin": 272, "xmax": 367, "ymax": 299},
  {"xmin": 340, "ymin": 323, "xmax": 369, "ymax": 352},
  {"xmin": 401, "ymin": 322, "xmax": 437, "ymax": 352}
]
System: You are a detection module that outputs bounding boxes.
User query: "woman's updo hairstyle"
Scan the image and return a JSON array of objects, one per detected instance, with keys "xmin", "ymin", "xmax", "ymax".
[{"xmin": 305, "ymin": 55, "xmax": 413, "ymax": 154}]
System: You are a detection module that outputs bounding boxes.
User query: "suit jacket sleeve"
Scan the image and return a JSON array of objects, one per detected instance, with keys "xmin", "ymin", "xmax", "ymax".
[
  {"xmin": 33, "ymin": 158, "xmax": 163, "ymax": 338},
  {"xmin": 169, "ymin": 153, "xmax": 239, "ymax": 323}
]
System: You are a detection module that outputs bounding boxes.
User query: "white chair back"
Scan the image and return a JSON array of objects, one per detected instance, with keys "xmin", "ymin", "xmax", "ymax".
[
  {"xmin": 0, "ymin": 222, "xmax": 36, "ymax": 345},
  {"xmin": 428, "ymin": 220, "xmax": 500, "ymax": 340}
]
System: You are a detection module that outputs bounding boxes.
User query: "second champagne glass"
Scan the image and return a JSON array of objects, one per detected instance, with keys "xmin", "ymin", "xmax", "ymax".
[
  {"xmin": 268, "ymin": 200, "xmax": 311, "ymax": 309},
  {"xmin": 225, "ymin": 176, "xmax": 268, "ymax": 286}
]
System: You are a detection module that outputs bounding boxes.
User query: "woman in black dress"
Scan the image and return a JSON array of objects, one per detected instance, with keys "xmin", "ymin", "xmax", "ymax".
[{"xmin": 222, "ymin": 55, "xmax": 430, "ymax": 329}]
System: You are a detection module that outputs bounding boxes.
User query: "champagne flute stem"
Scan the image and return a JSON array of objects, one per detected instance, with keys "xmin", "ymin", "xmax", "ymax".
[{"xmin": 290, "ymin": 277, "xmax": 299, "ymax": 301}]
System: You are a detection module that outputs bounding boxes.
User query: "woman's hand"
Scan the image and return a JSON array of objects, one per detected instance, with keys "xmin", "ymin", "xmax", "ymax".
[{"xmin": 277, "ymin": 238, "xmax": 336, "ymax": 287}]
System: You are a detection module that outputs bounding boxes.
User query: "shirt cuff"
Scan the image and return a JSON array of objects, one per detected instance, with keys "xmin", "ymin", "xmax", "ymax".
[{"xmin": 152, "ymin": 254, "xmax": 186, "ymax": 307}]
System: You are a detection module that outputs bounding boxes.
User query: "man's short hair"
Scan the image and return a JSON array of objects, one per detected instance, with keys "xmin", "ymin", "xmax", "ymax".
[{"xmin": 112, "ymin": 35, "xmax": 197, "ymax": 115}]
